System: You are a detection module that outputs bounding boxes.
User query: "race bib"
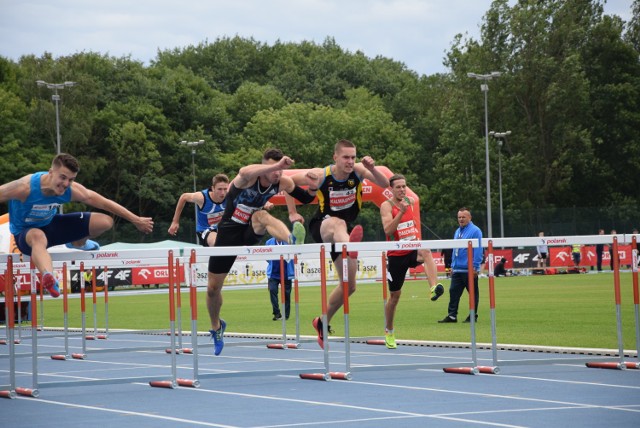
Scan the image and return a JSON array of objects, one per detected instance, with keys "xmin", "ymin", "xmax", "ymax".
[
  {"xmin": 329, "ymin": 188, "xmax": 356, "ymax": 211},
  {"xmin": 207, "ymin": 211, "xmax": 223, "ymax": 226},
  {"xmin": 25, "ymin": 203, "xmax": 59, "ymax": 224},
  {"xmin": 231, "ymin": 204, "xmax": 258, "ymax": 224},
  {"xmin": 397, "ymin": 219, "xmax": 417, "ymax": 241}
]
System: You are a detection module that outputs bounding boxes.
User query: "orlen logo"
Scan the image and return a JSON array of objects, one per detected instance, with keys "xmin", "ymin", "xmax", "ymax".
[
  {"xmin": 544, "ymin": 238, "xmax": 567, "ymax": 245},
  {"xmin": 250, "ymin": 247, "xmax": 274, "ymax": 254},
  {"xmin": 398, "ymin": 242, "xmax": 422, "ymax": 249},
  {"xmin": 92, "ymin": 252, "xmax": 120, "ymax": 259}
]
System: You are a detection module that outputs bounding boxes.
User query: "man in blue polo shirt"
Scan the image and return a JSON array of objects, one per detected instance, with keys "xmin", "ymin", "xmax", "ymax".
[{"xmin": 438, "ymin": 207, "xmax": 483, "ymax": 323}]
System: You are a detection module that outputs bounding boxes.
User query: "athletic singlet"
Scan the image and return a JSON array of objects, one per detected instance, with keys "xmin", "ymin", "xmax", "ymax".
[
  {"xmin": 220, "ymin": 180, "xmax": 280, "ymax": 225},
  {"xmin": 313, "ymin": 166, "xmax": 363, "ymax": 224},
  {"xmin": 196, "ymin": 189, "xmax": 225, "ymax": 232},
  {"xmin": 9, "ymin": 171, "xmax": 72, "ymax": 235},
  {"xmin": 386, "ymin": 199, "xmax": 419, "ymax": 257}
]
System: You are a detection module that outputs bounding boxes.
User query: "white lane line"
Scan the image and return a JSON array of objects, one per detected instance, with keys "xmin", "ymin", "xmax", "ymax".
[
  {"xmin": 433, "ymin": 370, "xmax": 640, "ymax": 390},
  {"xmin": 15, "ymin": 395, "xmax": 239, "ymax": 428},
  {"xmin": 156, "ymin": 383, "xmax": 525, "ymax": 428}
]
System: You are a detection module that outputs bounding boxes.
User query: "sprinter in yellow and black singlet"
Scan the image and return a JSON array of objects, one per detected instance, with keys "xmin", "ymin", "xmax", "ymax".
[{"xmin": 285, "ymin": 139, "xmax": 390, "ymax": 349}]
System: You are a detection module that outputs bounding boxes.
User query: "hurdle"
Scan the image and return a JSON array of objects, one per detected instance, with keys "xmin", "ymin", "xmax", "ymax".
[
  {"xmin": 100, "ymin": 266, "xmax": 109, "ymax": 339},
  {"xmin": 151, "ymin": 244, "xmax": 326, "ymax": 387},
  {"xmin": 46, "ymin": 249, "xmax": 181, "ymax": 360},
  {"xmin": 299, "ymin": 244, "xmax": 334, "ymax": 381},
  {"xmin": 442, "ymin": 241, "xmax": 482, "ymax": 375},
  {"xmin": 341, "ymin": 238, "xmax": 484, "ymax": 375},
  {"xmin": 586, "ymin": 234, "xmax": 640, "ymax": 370},
  {"xmin": 178, "ymin": 249, "xmax": 200, "ymax": 386},
  {"xmin": 150, "ymin": 250, "xmax": 179, "ymax": 389},
  {"xmin": 0, "ymin": 256, "xmax": 40, "ymax": 398},
  {"xmin": 339, "ymin": 244, "xmax": 353, "ymax": 378},
  {"xmin": 631, "ymin": 236, "xmax": 640, "ymax": 368},
  {"xmin": 0, "ymin": 256, "xmax": 17, "ymax": 398},
  {"xmin": 365, "ymin": 252, "xmax": 388, "ymax": 346},
  {"xmin": 481, "ymin": 239, "xmax": 500, "ymax": 374},
  {"xmin": 266, "ymin": 255, "xmax": 301, "ymax": 350}
]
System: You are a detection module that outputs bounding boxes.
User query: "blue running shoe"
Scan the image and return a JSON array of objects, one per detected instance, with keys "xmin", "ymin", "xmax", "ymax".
[
  {"xmin": 210, "ymin": 319, "xmax": 226, "ymax": 356},
  {"xmin": 65, "ymin": 239, "xmax": 100, "ymax": 251}
]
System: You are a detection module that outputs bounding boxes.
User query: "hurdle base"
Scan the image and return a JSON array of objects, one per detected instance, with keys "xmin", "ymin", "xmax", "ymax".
[
  {"xmin": 149, "ymin": 380, "xmax": 177, "ymax": 389},
  {"xmin": 267, "ymin": 343, "xmax": 300, "ymax": 349},
  {"xmin": 97, "ymin": 335, "xmax": 108, "ymax": 340},
  {"xmin": 585, "ymin": 362, "xmax": 626, "ymax": 370},
  {"xmin": 177, "ymin": 378, "xmax": 200, "ymax": 388},
  {"xmin": 299, "ymin": 373, "xmax": 331, "ymax": 381},
  {"xmin": 15, "ymin": 387, "xmax": 40, "ymax": 398},
  {"xmin": 181, "ymin": 348, "xmax": 193, "ymax": 354},
  {"xmin": 0, "ymin": 390, "xmax": 16, "ymax": 399},
  {"xmin": 51, "ymin": 354, "xmax": 68, "ymax": 360},
  {"xmin": 624, "ymin": 362, "xmax": 640, "ymax": 369},
  {"xmin": 443, "ymin": 367, "xmax": 479, "ymax": 375},
  {"xmin": 85, "ymin": 335, "xmax": 96, "ymax": 340},
  {"xmin": 71, "ymin": 353, "xmax": 86, "ymax": 360},
  {"xmin": 329, "ymin": 371, "xmax": 352, "ymax": 380},
  {"xmin": 477, "ymin": 366, "xmax": 500, "ymax": 374},
  {"xmin": 365, "ymin": 339, "xmax": 385, "ymax": 346},
  {"xmin": 165, "ymin": 348, "xmax": 184, "ymax": 354}
]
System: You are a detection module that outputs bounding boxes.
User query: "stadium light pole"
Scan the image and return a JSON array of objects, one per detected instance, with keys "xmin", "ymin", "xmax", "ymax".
[
  {"xmin": 36, "ymin": 80, "xmax": 77, "ymax": 156},
  {"xmin": 179, "ymin": 139, "xmax": 205, "ymax": 243},
  {"xmin": 490, "ymin": 130, "xmax": 511, "ymax": 238},
  {"xmin": 468, "ymin": 71, "xmax": 501, "ymax": 238},
  {"xmin": 36, "ymin": 80, "xmax": 77, "ymax": 214}
]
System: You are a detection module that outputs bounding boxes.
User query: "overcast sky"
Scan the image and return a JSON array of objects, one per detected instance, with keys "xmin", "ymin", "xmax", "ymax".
[{"xmin": 0, "ymin": 0, "xmax": 633, "ymax": 77}]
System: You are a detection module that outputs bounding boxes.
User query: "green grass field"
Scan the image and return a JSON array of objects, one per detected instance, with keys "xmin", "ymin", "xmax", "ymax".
[{"xmin": 38, "ymin": 272, "xmax": 639, "ymax": 350}]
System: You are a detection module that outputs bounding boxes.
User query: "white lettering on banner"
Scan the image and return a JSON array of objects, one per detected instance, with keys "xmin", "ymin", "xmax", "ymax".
[
  {"xmin": 513, "ymin": 253, "xmax": 530, "ymax": 264},
  {"xmin": 114, "ymin": 270, "xmax": 130, "ymax": 281}
]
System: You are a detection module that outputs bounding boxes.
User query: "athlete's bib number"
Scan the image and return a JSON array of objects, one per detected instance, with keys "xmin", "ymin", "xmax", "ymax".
[
  {"xmin": 397, "ymin": 219, "xmax": 417, "ymax": 241},
  {"xmin": 329, "ymin": 188, "xmax": 356, "ymax": 211},
  {"xmin": 231, "ymin": 204, "xmax": 258, "ymax": 224},
  {"xmin": 207, "ymin": 211, "xmax": 223, "ymax": 226}
]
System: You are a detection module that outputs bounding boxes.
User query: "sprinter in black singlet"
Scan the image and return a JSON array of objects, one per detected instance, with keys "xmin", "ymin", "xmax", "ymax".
[
  {"xmin": 206, "ymin": 148, "xmax": 317, "ymax": 356},
  {"xmin": 285, "ymin": 139, "xmax": 390, "ymax": 348}
]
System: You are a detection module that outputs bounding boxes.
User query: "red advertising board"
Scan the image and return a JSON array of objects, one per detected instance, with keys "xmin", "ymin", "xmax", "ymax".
[{"xmin": 131, "ymin": 266, "xmax": 185, "ymax": 285}]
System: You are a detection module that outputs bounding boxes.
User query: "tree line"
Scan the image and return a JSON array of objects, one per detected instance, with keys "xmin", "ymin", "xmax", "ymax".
[{"xmin": 0, "ymin": 0, "xmax": 638, "ymax": 242}]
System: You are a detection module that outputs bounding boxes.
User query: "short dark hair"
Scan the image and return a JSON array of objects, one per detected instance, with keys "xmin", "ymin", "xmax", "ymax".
[
  {"xmin": 52, "ymin": 153, "xmax": 79, "ymax": 173},
  {"xmin": 212, "ymin": 174, "xmax": 229, "ymax": 186},
  {"xmin": 263, "ymin": 148, "xmax": 284, "ymax": 162},
  {"xmin": 389, "ymin": 173, "xmax": 405, "ymax": 187},
  {"xmin": 458, "ymin": 207, "xmax": 471, "ymax": 214}
]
